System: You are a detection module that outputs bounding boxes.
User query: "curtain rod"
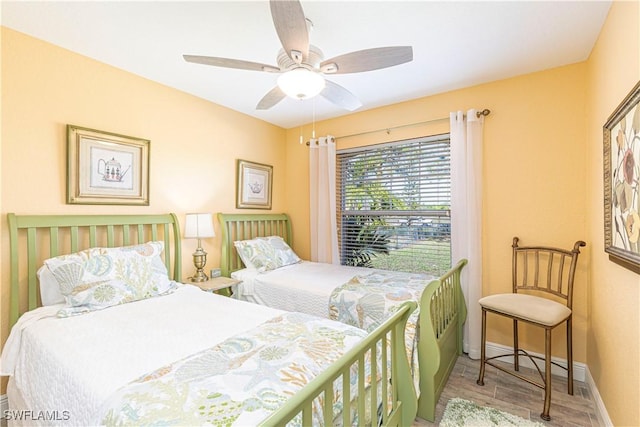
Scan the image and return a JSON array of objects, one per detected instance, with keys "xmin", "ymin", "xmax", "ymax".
[{"xmin": 306, "ymin": 108, "xmax": 490, "ymax": 145}]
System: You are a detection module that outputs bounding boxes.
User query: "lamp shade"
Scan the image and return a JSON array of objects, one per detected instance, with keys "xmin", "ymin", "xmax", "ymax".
[
  {"xmin": 184, "ymin": 213, "xmax": 215, "ymax": 239},
  {"xmin": 277, "ymin": 68, "xmax": 325, "ymax": 100}
]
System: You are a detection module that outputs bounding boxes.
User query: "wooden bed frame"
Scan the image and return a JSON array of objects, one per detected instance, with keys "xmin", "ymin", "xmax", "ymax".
[
  {"xmin": 6, "ymin": 212, "xmax": 418, "ymax": 426},
  {"xmin": 218, "ymin": 212, "xmax": 468, "ymax": 422}
]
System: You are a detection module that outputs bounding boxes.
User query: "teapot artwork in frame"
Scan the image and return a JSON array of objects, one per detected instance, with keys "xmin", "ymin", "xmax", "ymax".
[
  {"xmin": 67, "ymin": 125, "xmax": 150, "ymax": 205},
  {"xmin": 236, "ymin": 159, "xmax": 273, "ymax": 210},
  {"xmin": 97, "ymin": 157, "xmax": 130, "ymax": 183}
]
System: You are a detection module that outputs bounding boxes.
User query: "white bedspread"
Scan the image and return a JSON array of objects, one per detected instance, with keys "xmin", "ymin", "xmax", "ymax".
[
  {"xmin": 0, "ymin": 284, "xmax": 284, "ymax": 426},
  {"xmin": 231, "ymin": 261, "xmax": 378, "ymax": 318}
]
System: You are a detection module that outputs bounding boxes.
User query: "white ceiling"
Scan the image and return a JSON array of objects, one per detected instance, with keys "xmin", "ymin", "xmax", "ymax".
[{"xmin": 1, "ymin": 1, "xmax": 611, "ymax": 129}]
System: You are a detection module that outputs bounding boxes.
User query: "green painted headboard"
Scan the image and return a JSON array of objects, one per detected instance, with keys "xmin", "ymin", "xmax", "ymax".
[
  {"xmin": 7, "ymin": 213, "xmax": 182, "ymax": 327},
  {"xmin": 217, "ymin": 213, "xmax": 292, "ymax": 277}
]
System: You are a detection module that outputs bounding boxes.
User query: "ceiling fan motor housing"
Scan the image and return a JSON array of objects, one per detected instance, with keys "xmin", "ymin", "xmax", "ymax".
[{"xmin": 277, "ymin": 45, "xmax": 324, "ymax": 71}]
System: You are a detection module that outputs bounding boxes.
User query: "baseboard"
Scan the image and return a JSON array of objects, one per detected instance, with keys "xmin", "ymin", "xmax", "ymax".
[
  {"xmin": 585, "ymin": 366, "xmax": 613, "ymax": 426},
  {"xmin": 485, "ymin": 341, "xmax": 586, "ymax": 382}
]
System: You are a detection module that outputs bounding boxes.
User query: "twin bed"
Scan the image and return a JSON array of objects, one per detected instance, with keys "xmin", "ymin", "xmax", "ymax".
[
  {"xmin": 3, "ymin": 213, "xmax": 417, "ymax": 426},
  {"xmin": 218, "ymin": 213, "xmax": 468, "ymax": 422}
]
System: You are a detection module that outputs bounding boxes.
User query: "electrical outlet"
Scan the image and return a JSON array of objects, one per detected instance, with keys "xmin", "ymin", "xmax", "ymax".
[{"xmin": 210, "ymin": 268, "xmax": 221, "ymax": 278}]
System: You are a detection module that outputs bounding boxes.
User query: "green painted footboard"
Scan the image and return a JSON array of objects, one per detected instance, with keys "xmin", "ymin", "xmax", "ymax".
[
  {"xmin": 417, "ymin": 258, "xmax": 468, "ymax": 421},
  {"xmin": 261, "ymin": 300, "xmax": 418, "ymax": 426}
]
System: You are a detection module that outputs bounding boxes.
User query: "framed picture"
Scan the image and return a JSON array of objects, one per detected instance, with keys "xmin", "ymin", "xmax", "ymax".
[
  {"xmin": 236, "ymin": 159, "xmax": 272, "ymax": 209},
  {"xmin": 67, "ymin": 125, "xmax": 150, "ymax": 205},
  {"xmin": 603, "ymin": 80, "xmax": 640, "ymax": 273}
]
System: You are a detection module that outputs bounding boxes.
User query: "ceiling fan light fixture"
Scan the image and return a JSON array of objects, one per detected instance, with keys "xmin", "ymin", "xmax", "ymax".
[{"xmin": 277, "ymin": 68, "xmax": 325, "ymax": 100}]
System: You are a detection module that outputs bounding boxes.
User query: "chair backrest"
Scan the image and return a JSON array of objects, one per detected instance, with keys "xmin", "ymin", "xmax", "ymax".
[{"xmin": 511, "ymin": 237, "xmax": 586, "ymax": 309}]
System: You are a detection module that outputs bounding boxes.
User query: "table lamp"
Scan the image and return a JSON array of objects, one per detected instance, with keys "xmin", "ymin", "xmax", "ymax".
[{"xmin": 184, "ymin": 213, "xmax": 215, "ymax": 282}]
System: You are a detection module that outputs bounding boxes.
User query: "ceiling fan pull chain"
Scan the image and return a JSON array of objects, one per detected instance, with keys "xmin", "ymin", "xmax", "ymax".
[{"xmin": 312, "ymin": 98, "xmax": 316, "ymax": 139}]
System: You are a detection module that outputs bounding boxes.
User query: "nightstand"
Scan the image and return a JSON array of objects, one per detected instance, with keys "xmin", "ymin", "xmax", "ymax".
[{"xmin": 187, "ymin": 276, "xmax": 240, "ymax": 296}]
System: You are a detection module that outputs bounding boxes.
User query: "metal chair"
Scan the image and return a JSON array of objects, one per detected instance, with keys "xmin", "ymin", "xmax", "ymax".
[{"xmin": 476, "ymin": 237, "xmax": 586, "ymax": 421}]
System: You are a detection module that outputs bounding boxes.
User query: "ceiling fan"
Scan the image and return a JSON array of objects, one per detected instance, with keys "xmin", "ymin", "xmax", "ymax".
[{"xmin": 183, "ymin": 0, "xmax": 413, "ymax": 111}]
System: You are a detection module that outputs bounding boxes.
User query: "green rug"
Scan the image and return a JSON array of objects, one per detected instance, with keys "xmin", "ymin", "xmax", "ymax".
[{"xmin": 440, "ymin": 398, "xmax": 545, "ymax": 427}]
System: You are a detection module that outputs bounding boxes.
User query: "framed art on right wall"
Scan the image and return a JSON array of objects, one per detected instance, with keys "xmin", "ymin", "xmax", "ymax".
[{"xmin": 603, "ymin": 80, "xmax": 640, "ymax": 273}]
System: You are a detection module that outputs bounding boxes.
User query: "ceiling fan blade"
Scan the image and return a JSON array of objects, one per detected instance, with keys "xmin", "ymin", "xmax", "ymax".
[
  {"xmin": 270, "ymin": 0, "xmax": 309, "ymax": 63},
  {"xmin": 183, "ymin": 55, "xmax": 280, "ymax": 73},
  {"xmin": 320, "ymin": 80, "xmax": 362, "ymax": 111},
  {"xmin": 320, "ymin": 46, "xmax": 413, "ymax": 74},
  {"xmin": 256, "ymin": 86, "xmax": 287, "ymax": 110}
]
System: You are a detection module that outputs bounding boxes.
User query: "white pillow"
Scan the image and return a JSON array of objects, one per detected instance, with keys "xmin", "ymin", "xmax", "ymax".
[
  {"xmin": 233, "ymin": 236, "xmax": 301, "ymax": 273},
  {"xmin": 37, "ymin": 264, "xmax": 65, "ymax": 306}
]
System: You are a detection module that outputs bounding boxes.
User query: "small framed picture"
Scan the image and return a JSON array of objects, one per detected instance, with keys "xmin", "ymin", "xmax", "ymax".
[
  {"xmin": 236, "ymin": 159, "xmax": 272, "ymax": 209},
  {"xmin": 603, "ymin": 80, "xmax": 640, "ymax": 273},
  {"xmin": 67, "ymin": 125, "xmax": 150, "ymax": 205}
]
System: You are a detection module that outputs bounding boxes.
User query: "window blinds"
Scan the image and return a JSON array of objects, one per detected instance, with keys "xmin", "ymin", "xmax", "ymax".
[{"xmin": 336, "ymin": 134, "xmax": 451, "ymax": 276}]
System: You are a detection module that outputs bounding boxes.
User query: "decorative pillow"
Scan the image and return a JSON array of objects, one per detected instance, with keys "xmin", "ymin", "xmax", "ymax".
[
  {"xmin": 234, "ymin": 238, "xmax": 271, "ymax": 271},
  {"xmin": 260, "ymin": 236, "xmax": 301, "ymax": 267},
  {"xmin": 43, "ymin": 241, "xmax": 177, "ymax": 317},
  {"xmin": 234, "ymin": 236, "xmax": 301, "ymax": 273}
]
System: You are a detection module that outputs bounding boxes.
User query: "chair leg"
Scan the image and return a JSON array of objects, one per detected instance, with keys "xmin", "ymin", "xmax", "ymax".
[
  {"xmin": 567, "ymin": 317, "xmax": 574, "ymax": 395},
  {"xmin": 477, "ymin": 308, "xmax": 487, "ymax": 386},
  {"xmin": 541, "ymin": 328, "xmax": 552, "ymax": 421},
  {"xmin": 513, "ymin": 319, "xmax": 519, "ymax": 371}
]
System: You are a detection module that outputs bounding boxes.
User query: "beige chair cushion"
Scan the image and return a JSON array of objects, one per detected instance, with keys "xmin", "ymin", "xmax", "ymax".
[{"xmin": 479, "ymin": 293, "xmax": 571, "ymax": 327}]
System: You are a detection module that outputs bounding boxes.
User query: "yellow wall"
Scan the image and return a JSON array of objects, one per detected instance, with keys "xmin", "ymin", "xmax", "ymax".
[
  {"xmin": 0, "ymin": 27, "xmax": 286, "ymax": 391},
  {"xmin": 586, "ymin": 1, "xmax": 640, "ymax": 425}
]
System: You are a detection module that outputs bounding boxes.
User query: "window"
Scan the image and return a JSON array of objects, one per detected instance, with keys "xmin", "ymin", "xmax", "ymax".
[{"xmin": 336, "ymin": 134, "xmax": 451, "ymax": 276}]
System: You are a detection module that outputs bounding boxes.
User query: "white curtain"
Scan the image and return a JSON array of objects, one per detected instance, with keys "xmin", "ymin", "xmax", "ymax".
[
  {"xmin": 309, "ymin": 135, "xmax": 339, "ymax": 264},
  {"xmin": 450, "ymin": 110, "xmax": 484, "ymax": 359}
]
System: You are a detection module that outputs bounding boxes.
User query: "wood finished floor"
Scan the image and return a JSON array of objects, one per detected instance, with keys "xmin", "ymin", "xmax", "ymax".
[{"xmin": 413, "ymin": 355, "xmax": 601, "ymax": 427}]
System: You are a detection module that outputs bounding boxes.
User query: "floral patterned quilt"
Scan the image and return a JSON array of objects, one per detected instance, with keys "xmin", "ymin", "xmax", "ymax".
[
  {"xmin": 98, "ymin": 312, "xmax": 368, "ymax": 426},
  {"xmin": 328, "ymin": 271, "xmax": 435, "ymax": 388}
]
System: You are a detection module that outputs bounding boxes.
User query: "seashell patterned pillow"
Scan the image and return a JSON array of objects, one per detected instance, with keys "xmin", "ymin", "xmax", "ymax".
[
  {"xmin": 43, "ymin": 241, "xmax": 177, "ymax": 317},
  {"xmin": 233, "ymin": 236, "xmax": 301, "ymax": 273}
]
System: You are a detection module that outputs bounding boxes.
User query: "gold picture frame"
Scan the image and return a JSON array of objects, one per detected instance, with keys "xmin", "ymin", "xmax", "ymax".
[
  {"xmin": 603, "ymin": 80, "xmax": 640, "ymax": 273},
  {"xmin": 236, "ymin": 159, "xmax": 273, "ymax": 209},
  {"xmin": 67, "ymin": 125, "xmax": 150, "ymax": 205}
]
